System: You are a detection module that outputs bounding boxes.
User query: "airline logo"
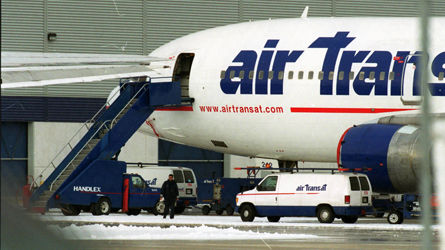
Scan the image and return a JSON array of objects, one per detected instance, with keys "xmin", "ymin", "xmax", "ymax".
[
  {"xmin": 296, "ymin": 184, "xmax": 327, "ymax": 192},
  {"xmin": 221, "ymin": 32, "xmax": 445, "ymax": 96},
  {"xmin": 146, "ymin": 178, "xmax": 157, "ymax": 186}
]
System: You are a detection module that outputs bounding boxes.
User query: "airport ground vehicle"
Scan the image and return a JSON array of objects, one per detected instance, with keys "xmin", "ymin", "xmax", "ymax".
[
  {"xmin": 53, "ymin": 160, "xmax": 160, "ymax": 216},
  {"xmin": 197, "ymin": 177, "xmax": 261, "ymax": 215},
  {"xmin": 127, "ymin": 165, "xmax": 197, "ymax": 214},
  {"xmin": 236, "ymin": 172, "xmax": 372, "ymax": 223}
]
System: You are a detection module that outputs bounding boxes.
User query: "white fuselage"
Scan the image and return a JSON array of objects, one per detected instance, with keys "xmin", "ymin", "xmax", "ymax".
[{"xmin": 141, "ymin": 18, "xmax": 445, "ymax": 162}]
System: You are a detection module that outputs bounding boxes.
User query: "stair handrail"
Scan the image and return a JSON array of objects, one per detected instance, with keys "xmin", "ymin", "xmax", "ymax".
[
  {"xmin": 48, "ymin": 121, "xmax": 112, "ymax": 191},
  {"xmin": 33, "ymin": 80, "xmax": 134, "ymax": 187},
  {"xmin": 110, "ymin": 81, "xmax": 151, "ymax": 127}
]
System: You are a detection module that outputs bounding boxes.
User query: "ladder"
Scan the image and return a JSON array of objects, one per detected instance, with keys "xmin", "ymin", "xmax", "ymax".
[{"xmin": 29, "ymin": 78, "xmax": 183, "ymax": 212}]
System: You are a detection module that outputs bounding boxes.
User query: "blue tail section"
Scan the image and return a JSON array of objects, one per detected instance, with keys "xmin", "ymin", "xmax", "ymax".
[{"xmin": 30, "ymin": 79, "xmax": 182, "ymax": 210}]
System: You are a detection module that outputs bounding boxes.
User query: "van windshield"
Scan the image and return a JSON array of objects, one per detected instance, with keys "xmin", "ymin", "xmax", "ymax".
[
  {"xmin": 183, "ymin": 170, "xmax": 195, "ymax": 183},
  {"xmin": 349, "ymin": 177, "xmax": 360, "ymax": 191},
  {"xmin": 359, "ymin": 176, "xmax": 370, "ymax": 191},
  {"xmin": 257, "ymin": 176, "xmax": 278, "ymax": 191}
]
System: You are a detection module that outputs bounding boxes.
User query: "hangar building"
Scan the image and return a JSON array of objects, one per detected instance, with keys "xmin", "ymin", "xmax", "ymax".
[{"xmin": 2, "ymin": 0, "xmax": 444, "ymax": 195}]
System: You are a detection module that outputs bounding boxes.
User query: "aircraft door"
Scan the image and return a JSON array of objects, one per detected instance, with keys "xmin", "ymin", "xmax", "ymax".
[
  {"xmin": 173, "ymin": 53, "xmax": 195, "ymax": 100},
  {"xmin": 400, "ymin": 53, "xmax": 423, "ymax": 105}
]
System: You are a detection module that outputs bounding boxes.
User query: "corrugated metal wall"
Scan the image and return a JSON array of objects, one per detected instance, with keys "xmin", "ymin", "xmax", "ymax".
[
  {"xmin": 1, "ymin": 0, "xmax": 44, "ymax": 52},
  {"xmin": 2, "ymin": 0, "xmax": 445, "ymax": 99}
]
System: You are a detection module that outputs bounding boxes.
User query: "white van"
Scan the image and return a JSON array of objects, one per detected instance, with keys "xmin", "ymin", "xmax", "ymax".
[
  {"xmin": 236, "ymin": 172, "xmax": 372, "ymax": 223},
  {"xmin": 127, "ymin": 166, "xmax": 197, "ymax": 213}
]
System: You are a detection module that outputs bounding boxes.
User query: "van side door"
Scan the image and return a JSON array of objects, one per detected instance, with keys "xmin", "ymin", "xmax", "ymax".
[
  {"xmin": 183, "ymin": 170, "xmax": 196, "ymax": 197},
  {"xmin": 128, "ymin": 175, "xmax": 146, "ymax": 208},
  {"xmin": 348, "ymin": 176, "xmax": 362, "ymax": 206},
  {"xmin": 173, "ymin": 170, "xmax": 185, "ymax": 197},
  {"xmin": 358, "ymin": 176, "xmax": 371, "ymax": 206},
  {"xmin": 254, "ymin": 175, "xmax": 279, "ymax": 216}
]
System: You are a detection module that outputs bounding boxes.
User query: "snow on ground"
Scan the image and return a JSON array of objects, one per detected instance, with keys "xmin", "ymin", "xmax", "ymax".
[
  {"xmin": 37, "ymin": 212, "xmax": 438, "ymax": 232},
  {"xmin": 48, "ymin": 224, "xmax": 319, "ymax": 240}
]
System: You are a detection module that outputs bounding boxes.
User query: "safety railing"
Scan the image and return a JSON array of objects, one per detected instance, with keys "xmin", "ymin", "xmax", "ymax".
[
  {"xmin": 33, "ymin": 80, "xmax": 133, "ymax": 187},
  {"xmin": 48, "ymin": 121, "xmax": 111, "ymax": 191}
]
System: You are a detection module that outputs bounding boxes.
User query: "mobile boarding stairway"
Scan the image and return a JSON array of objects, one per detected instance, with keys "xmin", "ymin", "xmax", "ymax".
[{"xmin": 28, "ymin": 78, "xmax": 187, "ymax": 213}]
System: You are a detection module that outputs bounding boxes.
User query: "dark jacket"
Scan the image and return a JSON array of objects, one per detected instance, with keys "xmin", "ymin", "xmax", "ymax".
[{"xmin": 161, "ymin": 180, "xmax": 179, "ymax": 200}]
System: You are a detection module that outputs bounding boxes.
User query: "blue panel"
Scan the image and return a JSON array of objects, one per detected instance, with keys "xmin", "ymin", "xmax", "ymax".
[
  {"xmin": 340, "ymin": 124, "xmax": 403, "ymax": 193},
  {"xmin": 158, "ymin": 139, "xmax": 223, "ymax": 179},
  {"xmin": 254, "ymin": 206, "xmax": 369, "ymax": 217},
  {"xmin": 1, "ymin": 96, "xmax": 106, "ymax": 122},
  {"xmin": 1, "ymin": 122, "xmax": 28, "ymax": 197},
  {"xmin": 148, "ymin": 82, "xmax": 181, "ymax": 106}
]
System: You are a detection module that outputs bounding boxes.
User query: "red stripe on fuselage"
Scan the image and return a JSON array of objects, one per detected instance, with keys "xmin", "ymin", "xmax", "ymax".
[
  {"xmin": 290, "ymin": 107, "xmax": 416, "ymax": 113},
  {"xmin": 156, "ymin": 106, "xmax": 193, "ymax": 111}
]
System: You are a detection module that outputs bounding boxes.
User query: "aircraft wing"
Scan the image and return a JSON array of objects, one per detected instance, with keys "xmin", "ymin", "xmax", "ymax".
[{"xmin": 1, "ymin": 52, "xmax": 168, "ymax": 89}]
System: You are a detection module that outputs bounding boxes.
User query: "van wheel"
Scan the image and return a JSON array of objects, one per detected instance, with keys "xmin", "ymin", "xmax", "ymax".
[
  {"xmin": 175, "ymin": 205, "xmax": 186, "ymax": 214},
  {"xmin": 154, "ymin": 201, "xmax": 165, "ymax": 215},
  {"xmin": 91, "ymin": 203, "xmax": 100, "ymax": 216},
  {"xmin": 202, "ymin": 206, "xmax": 211, "ymax": 215},
  {"xmin": 240, "ymin": 205, "xmax": 255, "ymax": 222},
  {"xmin": 317, "ymin": 206, "xmax": 334, "ymax": 223},
  {"xmin": 61, "ymin": 204, "xmax": 80, "ymax": 216},
  {"xmin": 216, "ymin": 208, "xmax": 224, "ymax": 215},
  {"xmin": 126, "ymin": 208, "xmax": 141, "ymax": 216},
  {"xmin": 387, "ymin": 210, "xmax": 404, "ymax": 224},
  {"xmin": 226, "ymin": 205, "xmax": 234, "ymax": 216},
  {"xmin": 96, "ymin": 198, "xmax": 111, "ymax": 215},
  {"xmin": 341, "ymin": 216, "xmax": 358, "ymax": 223},
  {"xmin": 267, "ymin": 216, "xmax": 280, "ymax": 222}
]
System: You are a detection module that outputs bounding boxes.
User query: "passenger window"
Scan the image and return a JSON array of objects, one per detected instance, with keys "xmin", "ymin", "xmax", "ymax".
[
  {"xmin": 258, "ymin": 71, "xmax": 264, "ymax": 80},
  {"xmin": 328, "ymin": 71, "xmax": 334, "ymax": 80},
  {"xmin": 288, "ymin": 71, "xmax": 294, "ymax": 80},
  {"xmin": 379, "ymin": 72, "xmax": 386, "ymax": 81},
  {"xmin": 359, "ymin": 72, "xmax": 365, "ymax": 81},
  {"xmin": 278, "ymin": 71, "xmax": 284, "ymax": 80},
  {"xmin": 268, "ymin": 71, "xmax": 274, "ymax": 79},
  {"xmin": 369, "ymin": 71, "xmax": 375, "ymax": 81},
  {"xmin": 239, "ymin": 70, "xmax": 245, "ymax": 80},
  {"xmin": 308, "ymin": 71, "xmax": 314, "ymax": 80},
  {"xmin": 338, "ymin": 71, "xmax": 344, "ymax": 81},
  {"xmin": 229, "ymin": 70, "xmax": 235, "ymax": 79},
  {"xmin": 298, "ymin": 71, "xmax": 304, "ymax": 79},
  {"xmin": 257, "ymin": 176, "xmax": 278, "ymax": 192},
  {"xmin": 249, "ymin": 70, "xmax": 254, "ymax": 80},
  {"xmin": 132, "ymin": 176, "xmax": 145, "ymax": 189},
  {"xmin": 183, "ymin": 170, "xmax": 195, "ymax": 183},
  {"xmin": 349, "ymin": 177, "xmax": 360, "ymax": 191},
  {"xmin": 349, "ymin": 72, "xmax": 355, "ymax": 80},
  {"xmin": 389, "ymin": 72, "xmax": 395, "ymax": 81},
  {"xmin": 173, "ymin": 170, "xmax": 184, "ymax": 183},
  {"xmin": 220, "ymin": 70, "xmax": 226, "ymax": 79},
  {"xmin": 439, "ymin": 72, "xmax": 444, "ymax": 81},
  {"xmin": 318, "ymin": 71, "xmax": 324, "ymax": 80},
  {"xmin": 359, "ymin": 177, "xmax": 370, "ymax": 191}
]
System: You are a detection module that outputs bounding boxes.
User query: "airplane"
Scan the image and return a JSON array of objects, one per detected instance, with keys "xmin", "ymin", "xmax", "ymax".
[{"xmin": 2, "ymin": 17, "xmax": 445, "ymax": 194}]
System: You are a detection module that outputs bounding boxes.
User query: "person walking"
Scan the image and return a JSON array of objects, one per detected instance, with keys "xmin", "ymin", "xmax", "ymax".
[{"xmin": 161, "ymin": 174, "xmax": 179, "ymax": 219}]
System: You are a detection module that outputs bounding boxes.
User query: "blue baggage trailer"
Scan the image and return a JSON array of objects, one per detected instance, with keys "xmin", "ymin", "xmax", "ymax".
[
  {"xmin": 197, "ymin": 178, "xmax": 261, "ymax": 215},
  {"xmin": 56, "ymin": 159, "xmax": 160, "ymax": 216}
]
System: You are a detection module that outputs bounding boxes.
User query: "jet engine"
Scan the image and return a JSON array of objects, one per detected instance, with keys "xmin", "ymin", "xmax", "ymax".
[{"xmin": 337, "ymin": 124, "xmax": 426, "ymax": 194}]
